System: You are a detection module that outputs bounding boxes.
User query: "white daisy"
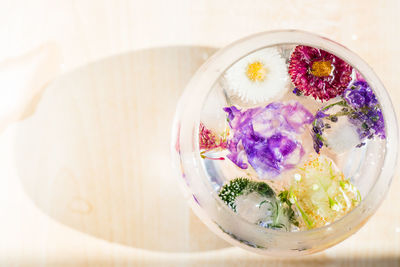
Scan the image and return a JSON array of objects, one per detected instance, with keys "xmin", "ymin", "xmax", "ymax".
[{"xmin": 224, "ymin": 47, "xmax": 289, "ymax": 104}]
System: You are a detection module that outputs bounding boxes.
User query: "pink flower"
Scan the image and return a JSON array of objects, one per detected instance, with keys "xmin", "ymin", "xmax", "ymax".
[
  {"xmin": 199, "ymin": 123, "xmax": 227, "ymax": 160},
  {"xmin": 199, "ymin": 123, "xmax": 218, "ymax": 150},
  {"xmin": 289, "ymin": 45, "xmax": 353, "ymax": 101}
]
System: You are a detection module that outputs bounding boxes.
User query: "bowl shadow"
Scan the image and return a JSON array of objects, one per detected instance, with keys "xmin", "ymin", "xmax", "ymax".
[{"xmin": 14, "ymin": 46, "xmax": 231, "ymax": 252}]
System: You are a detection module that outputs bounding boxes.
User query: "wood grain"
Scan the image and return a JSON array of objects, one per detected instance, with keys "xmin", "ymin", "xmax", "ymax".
[
  {"xmin": 14, "ymin": 46, "xmax": 228, "ymax": 253},
  {"xmin": 0, "ymin": 0, "xmax": 399, "ymax": 266}
]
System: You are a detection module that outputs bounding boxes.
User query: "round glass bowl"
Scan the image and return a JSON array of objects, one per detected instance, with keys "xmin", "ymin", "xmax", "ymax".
[{"xmin": 171, "ymin": 30, "xmax": 398, "ymax": 256}]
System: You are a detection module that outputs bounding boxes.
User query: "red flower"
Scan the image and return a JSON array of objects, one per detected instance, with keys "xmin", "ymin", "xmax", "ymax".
[{"xmin": 289, "ymin": 45, "xmax": 353, "ymax": 101}]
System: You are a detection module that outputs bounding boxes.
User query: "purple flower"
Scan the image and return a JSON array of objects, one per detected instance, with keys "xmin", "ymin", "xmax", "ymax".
[
  {"xmin": 348, "ymin": 108, "xmax": 385, "ymax": 140},
  {"xmin": 223, "ymin": 101, "xmax": 313, "ymax": 179},
  {"xmin": 311, "ymin": 118, "xmax": 325, "ymax": 153},
  {"xmin": 310, "ymin": 100, "xmax": 345, "ymax": 153},
  {"xmin": 343, "ymin": 81, "xmax": 385, "ymax": 139},
  {"xmin": 309, "ymin": 81, "xmax": 385, "ymax": 154},
  {"xmin": 316, "ymin": 110, "xmax": 329, "ymax": 119},
  {"xmin": 343, "ymin": 81, "xmax": 378, "ymax": 109},
  {"xmin": 292, "ymin": 87, "xmax": 302, "ymax": 96}
]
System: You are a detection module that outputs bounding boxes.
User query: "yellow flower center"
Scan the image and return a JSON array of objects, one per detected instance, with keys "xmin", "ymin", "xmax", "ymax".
[
  {"xmin": 310, "ymin": 61, "xmax": 333, "ymax": 77},
  {"xmin": 246, "ymin": 61, "xmax": 267, "ymax": 82}
]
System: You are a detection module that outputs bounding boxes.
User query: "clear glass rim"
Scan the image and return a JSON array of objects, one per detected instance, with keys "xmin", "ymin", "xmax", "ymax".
[{"xmin": 173, "ymin": 30, "xmax": 398, "ymax": 244}]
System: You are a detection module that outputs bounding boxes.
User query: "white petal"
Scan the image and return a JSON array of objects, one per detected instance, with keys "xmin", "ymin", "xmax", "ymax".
[{"xmin": 224, "ymin": 48, "xmax": 289, "ymax": 104}]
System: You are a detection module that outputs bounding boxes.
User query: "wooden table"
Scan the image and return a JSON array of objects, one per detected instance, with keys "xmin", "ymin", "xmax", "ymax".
[{"xmin": 0, "ymin": 1, "xmax": 399, "ymax": 266}]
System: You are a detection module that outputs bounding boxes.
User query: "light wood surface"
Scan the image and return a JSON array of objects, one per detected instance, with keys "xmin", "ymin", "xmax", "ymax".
[{"xmin": 0, "ymin": 0, "xmax": 399, "ymax": 266}]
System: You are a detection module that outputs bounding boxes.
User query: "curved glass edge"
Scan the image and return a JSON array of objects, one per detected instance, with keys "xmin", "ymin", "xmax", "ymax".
[{"xmin": 171, "ymin": 30, "xmax": 399, "ymax": 255}]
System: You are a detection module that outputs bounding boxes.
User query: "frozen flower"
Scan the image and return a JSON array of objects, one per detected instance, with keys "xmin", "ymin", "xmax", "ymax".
[
  {"xmin": 199, "ymin": 123, "xmax": 227, "ymax": 160},
  {"xmin": 310, "ymin": 80, "xmax": 385, "ymax": 153},
  {"xmin": 343, "ymin": 81, "xmax": 378, "ymax": 109},
  {"xmin": 224, "ymin": 48, "xmax": 288, "ymax": 104},
  {"xmin": 290, "ymin": 155, "xmax": 361, "ymax": 229},
  {"xmin": 223, "ymin": 101, "xmax": 313, "ymax": 179},
  {"xmin": 199, "ymin": 122, "xmax": 219, "ymax": 150},
  {"xmin": 348, "ymin": 108, "xmax": 385, "ymax": 140},
  {"xmin": 343, "ymin": 81, "xmax": 385, "ymax": 139},
  {"xmin": 311, "ymin": 117, "xmax": 325, "ymax": 153},
  {"xmin": 310, "ymin": 100, "xmax": 351, "ymax": 153},
  {"xmin": 289, "ymin": 45, "xmax": 353, "ymax": 101},
  {"xmin": 218, "ymin": 177, "xmax": 299, "ymax": 230}
]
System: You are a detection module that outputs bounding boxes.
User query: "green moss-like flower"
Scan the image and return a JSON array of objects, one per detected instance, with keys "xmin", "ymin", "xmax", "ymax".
[
  {"xmin": 218, "ymin": 177, "xmax": 273, "ymax": 211},
  {"xmin": 218, "ymin": 177, "xmax": 298, "ymax": 231}
]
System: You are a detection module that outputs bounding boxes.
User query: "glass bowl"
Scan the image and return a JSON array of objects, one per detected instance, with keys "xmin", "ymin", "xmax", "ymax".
[{"xmin": 171, "ymin": 30, "xmax": 398, "ymax": 256}]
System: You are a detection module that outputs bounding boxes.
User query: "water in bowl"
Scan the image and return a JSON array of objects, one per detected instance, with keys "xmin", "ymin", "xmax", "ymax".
[{"xmin": 198, "ymin": 44, "xmax": 386, "ymax": 232}]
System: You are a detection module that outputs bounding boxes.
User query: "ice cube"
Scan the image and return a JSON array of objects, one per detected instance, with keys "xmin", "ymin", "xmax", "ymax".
[
  {"xmin": 326, "ymin": 123, "xmax": 360, "ymax": 154},
  {"xmin": 235, "ymin": 192, "xmax": 273, "ymax": 223}
]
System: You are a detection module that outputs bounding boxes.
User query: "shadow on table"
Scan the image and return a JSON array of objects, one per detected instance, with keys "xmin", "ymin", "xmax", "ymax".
[{"xmin": 14, "ymin": 46, "xmax": 233, "ymax": 253}]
